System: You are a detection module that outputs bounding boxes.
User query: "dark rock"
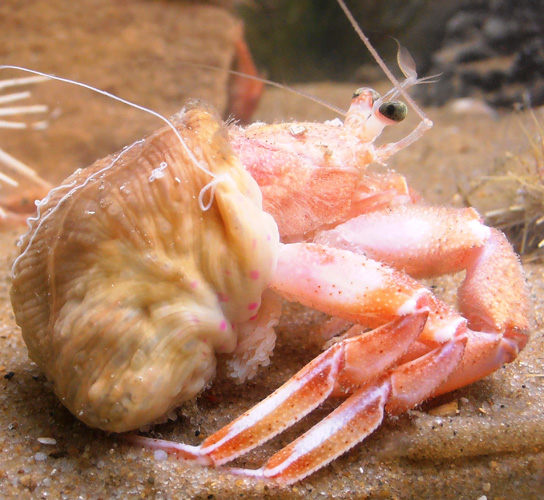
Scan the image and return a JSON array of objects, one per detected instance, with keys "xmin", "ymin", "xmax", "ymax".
[
  {"xmin": 482, "ymin": 17, "xmax": 520, "ymax": 47},
  {"xmin": 509, "ymin": 39, "xmax": 544, "ymax": 82},
  {"xmin": 460, "ymin": 67, "xmax": 506, "ymax": 92},
  {"xmin": 445, "ymin": 11, "xmax": 485, "ymax": 39},
  {"xmin": 456, "ymin": 42, "xmax": 494, "ymax": 64},
  {"xmin": 434, "ymin": 38, "xmax": 491, "ymax": 66},
  {"xmin": 415, "ymin": 0, "xmax": 544, "ymax": 109},
  {"xmin": 529, "ymin": 81, "xmax": 544, "ymax": 107}
]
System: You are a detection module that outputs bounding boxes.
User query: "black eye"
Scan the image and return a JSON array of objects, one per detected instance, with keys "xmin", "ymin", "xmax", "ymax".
[
  {"xmin": 378, "ymin": 101, "xmax": 407, "ymax": 122},
  {"xmin": 352, "ymin": 87, "xmax": 380, "ymax": 102}
]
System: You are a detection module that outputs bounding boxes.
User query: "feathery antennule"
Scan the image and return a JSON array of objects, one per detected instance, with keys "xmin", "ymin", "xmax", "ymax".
[
  {"xmin": 397, "ymin": 41, "xmax": 418, "ymax": 83},
  {"xmin": 377, "ymin": 40, "xmax": 441, "ymax": 103},
  {"xmin": 335, "ymin": 0, "xmax": 432, "ymax": 130}
]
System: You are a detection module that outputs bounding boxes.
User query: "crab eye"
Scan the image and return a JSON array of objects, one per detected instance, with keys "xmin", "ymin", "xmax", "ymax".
[
  {"xmin": 352, "ymin": 87, "xmax": 380, "ymax": 103},
  {"xmin": 378, "ymin": 101, "xmax": 408, "ymax": 122}
]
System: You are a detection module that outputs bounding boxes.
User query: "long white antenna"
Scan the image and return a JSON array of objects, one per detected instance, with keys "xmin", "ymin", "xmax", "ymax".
[
  {"xmin": 0, "ymin": 65, "xmax": 225, "ymax": 211},
  {"xmin": 179, "ymin": 60, "xmax": 347, "ymax": 117},
  {"xmin": 0, "ymin": 66, "xmax": 216, "ymax": 181}
]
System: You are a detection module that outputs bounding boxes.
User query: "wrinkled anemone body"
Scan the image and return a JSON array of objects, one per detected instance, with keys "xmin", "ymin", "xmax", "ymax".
[{"xmin": 10, "ymin": 105, "xmax": 279, "ymax": 432}]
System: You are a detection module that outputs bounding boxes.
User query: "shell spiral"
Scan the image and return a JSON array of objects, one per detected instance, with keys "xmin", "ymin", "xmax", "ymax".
[{"xmin": 10, "ymin": 105, "xmax": 279, "ymax": 432}]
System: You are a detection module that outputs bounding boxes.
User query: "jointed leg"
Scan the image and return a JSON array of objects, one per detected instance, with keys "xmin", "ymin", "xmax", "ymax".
[
  {"xmin": 130, "ymin": 310, "xmax": 466, "ymax": 484},
  {"xmin": 130, "ymin": 243, "xmax": 473, "ymax": 483},
  {"xmin": 128, "ymin": 207, "xmax": 531, "ymax": 484},
  {"xmin": 316, "ymin": 204, "xmax": 532, "ymax": 391}
]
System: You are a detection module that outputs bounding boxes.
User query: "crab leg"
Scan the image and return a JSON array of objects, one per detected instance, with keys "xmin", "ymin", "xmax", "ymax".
[
  {"xmin": 130, "ymin": 312, "xmax": 466, "ymax": 484},
  {"xmin": 262, "ymin": 331, "xmax": 466, "ymax": 484},
  {"xmin": 199, "ymin": 313, "xmax": 427, "ymax": 464},
  {"xmin": 129, "ymin": 313, "xmax": 428, "ymax": 463},
  {"xmin": 435, "ymin": 228, "xmax": 531, "ymax": 394},
  {"xmin": 131, "ymin": 309, "xmax": 466, "ymax": 484},
  {"xmin": 270, "ymin": 242, "xmax": 430, "ymax": 328},
  {"xmin": 128, "ymin": 211, "xmax": 531, "ymax": 483},
  {"xmin": 261, "ymin": 378, "xmax": 390, "ymax": 483},
  {"xmin": 130, "ymin": 243, "xmax": 471, "ymax": 480},
  {"xmin": 316, "ymin": 204, "xmax": 533, "ymax": 391}
]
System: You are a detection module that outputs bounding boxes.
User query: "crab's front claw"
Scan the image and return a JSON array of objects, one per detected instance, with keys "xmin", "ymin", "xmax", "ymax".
[
  {"xmin": 316, "ymin": 204, "xmax": 533, "ymax": 394},
  {"xmin": 435, "ymin": 228, "xmax": 533, "ymax": 395},
  {"xmin": 129, "ymin": 311, "xmax": 466, "ymax": 485},
  {"xmin": 198, "ymin": 314, "xmax": 428, "ymax": 468}
]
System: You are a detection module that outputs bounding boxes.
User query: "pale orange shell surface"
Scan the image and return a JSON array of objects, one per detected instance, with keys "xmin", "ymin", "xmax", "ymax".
[{"xmin": 10, "ymin": 105, "xmax": 279, "ymax": 432}]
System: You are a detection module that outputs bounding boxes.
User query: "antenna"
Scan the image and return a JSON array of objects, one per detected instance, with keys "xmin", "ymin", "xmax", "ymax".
[{"xmin": 335, "ymin": 0, "xmax": 432, "ymax": 130}]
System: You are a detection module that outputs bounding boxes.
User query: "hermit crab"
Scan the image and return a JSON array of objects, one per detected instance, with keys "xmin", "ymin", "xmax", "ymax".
[{"xmin": 6, "ymin": 2, "xmax": 533, "ymax": 487}]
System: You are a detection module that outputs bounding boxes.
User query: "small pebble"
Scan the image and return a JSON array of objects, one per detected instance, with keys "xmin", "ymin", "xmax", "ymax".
[
  {"xmin": 289, "ymin": 124, "xmax": 307, "ymax": 136},
  {"xmin": 34, "ymin": 452, "xmax": 48, "ymax": 461},
  {"xmin": 428, "ymin": 400, "xmax": 459, "ymax": 416},
  {"xmin": 38, "ymin": 437, "xmax": 57, "ymax": 445},
  {"xmin": 153, "ymin": 449, "xmax": 168, "ymax": 461}
]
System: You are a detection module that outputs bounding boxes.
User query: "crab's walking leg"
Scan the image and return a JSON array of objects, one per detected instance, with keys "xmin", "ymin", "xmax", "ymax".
[
  {"xmin": 131, "ymin": 309, "xmax": 465, "ymax": 484},
  {"xmin": 316, "ymin": 204, "xmax": 533, "ymax": 394},
  {"xmin": 435, "ymin": 227, "xmax": 531, "ymax": 394},
  {"xmin": 270, "ymin": 242, "xmax": 431, "ymax": 329},
  {"xmin": 131, "ymin": 244, "xmax": 470, "ymax": 483},
  {"xmin": 129, "ymin": 211, "xmax": 531, "ymax": 483},
  {"xmin": 199, "ymin": 313, "xmax": 429, "ymax": 465},
  {"xmin": 262, "ymin": 330, "xmax": 465, "ymax": 484}
]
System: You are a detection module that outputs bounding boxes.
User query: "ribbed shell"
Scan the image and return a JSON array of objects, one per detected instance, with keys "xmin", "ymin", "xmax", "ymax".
[{"xmin": 10, "ymin": 105, "xmax": 279, "ymax": 432}]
